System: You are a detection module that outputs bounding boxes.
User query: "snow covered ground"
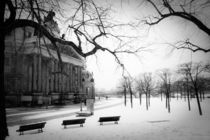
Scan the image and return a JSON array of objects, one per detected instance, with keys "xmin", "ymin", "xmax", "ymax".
[{"xmin": 6, "ymin": 97, "xmax": 210, "ymax": 140}]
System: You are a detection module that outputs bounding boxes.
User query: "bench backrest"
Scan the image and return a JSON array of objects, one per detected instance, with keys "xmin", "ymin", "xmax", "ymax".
[
  {"xmin": 99, "ymin": 116, "xmax": 120, "ymax": 122},
  {"xmin": 62, "ymin": 119, "xmax": 85, "ymax": 125},
  {"xmin": 18, "ymin": 122, "xmax": 46, "ymax": 131}
]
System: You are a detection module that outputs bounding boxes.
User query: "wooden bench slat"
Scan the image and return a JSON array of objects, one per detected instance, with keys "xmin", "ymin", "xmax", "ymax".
[
  {"xmin": 16, "ymin": 122, "xmax": 46, "ymax": 135},
  {"xmin": 62, "ymin": 118, "xmax": 86, "ymax": 128},
  {"xmin": 98, "ymin": 116, "xmax": 120, "ymax": 125}
]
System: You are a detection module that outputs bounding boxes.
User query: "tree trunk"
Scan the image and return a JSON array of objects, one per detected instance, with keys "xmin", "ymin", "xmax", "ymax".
[
  {"xmin": 167, "ymin": 95, "xmax": 170, "ymax": 113},
  {"xmin": 139, "ymin": 92, "xmax": 142, "ymax": 105},
  {"xmin": 180, "ymin": 86, "xmax": 183, "ymax": 100},
  {"xmin": 165, "ymin": 92, "xmax": 170, "ymax": 113},
  {"xmin": 165, "ymin": 93, "xmax": 168, "ymax": 109},
  {"xmin": 0, "ymin": 1, "xmax": 9, "ymax": 139},
  {"xmin": 187, "ymin": 86, "xmax": 191, "ymax": 111},
  {"xmin": 146, "ymin": 93, "xmax": 148, "ymax": 110},
  {"xmin": 195, "ymin": 88, "xmax": 202, "ymax": 115},
  {"xmin": 176, "ymin": 92, "xmax": 178, "ymax": 100},
  {"xmin": 129, "ymin": 85, "xmax": 133, "ymax": 108},
  {"xmin": 148, "ymin": 91, "xmax": 151, "ymax": 107},
  {"xmin": 124, "ymin": 86, "xmax": 126, "ymax": 106}
]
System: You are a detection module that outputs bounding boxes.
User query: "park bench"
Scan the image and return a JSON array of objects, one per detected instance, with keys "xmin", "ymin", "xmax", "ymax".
[
  {"xmin": 16, "ymin": 122, "xmax": 46, "ymax": 135},
  {"xmin": 62, "ymin": 118, "xmax": 86, "ymax": 128},
  {"xmin": 98, "ymin": 116, "xmax": 120, "ymax": 125}
]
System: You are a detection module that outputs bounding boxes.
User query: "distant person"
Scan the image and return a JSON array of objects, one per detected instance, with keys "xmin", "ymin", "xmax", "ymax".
[
  {"xmin": 106, "ymin": 96, "xmax": 108, "ymax": 100},
  {"xmin": 84, "ymin": 99, "xmax": 86, "ymax": 106}
]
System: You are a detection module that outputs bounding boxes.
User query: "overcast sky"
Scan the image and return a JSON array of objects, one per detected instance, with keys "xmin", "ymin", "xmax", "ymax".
[
  {"xmin": 84, "ymin": 0, "xmax": 210, "ymax": 91},
  {"xmin": 57, "ymin": 0, "xmax": 210, "ymax": 92}
]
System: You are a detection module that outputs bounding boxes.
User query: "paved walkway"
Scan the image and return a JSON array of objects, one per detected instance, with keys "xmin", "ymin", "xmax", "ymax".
[{"xmin": 6, "ymin": 98, "xmax": 123, "ymax": 126}]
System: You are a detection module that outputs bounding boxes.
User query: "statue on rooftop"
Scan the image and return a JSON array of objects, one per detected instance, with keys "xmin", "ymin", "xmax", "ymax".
[
  {"xmin": 44, "ymin": 10, "xmax": 55, "ymax": 23},
  {"xmin": 44, "ymin": 10, "xmax": 60, "ymax": 37}
]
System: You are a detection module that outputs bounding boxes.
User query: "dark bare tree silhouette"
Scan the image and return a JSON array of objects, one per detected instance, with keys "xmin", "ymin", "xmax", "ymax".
[
  {"xmin": 118, "ymin": 76, "xmax": 135, "ymax": 108},
  {"xmin": 127, "ymin": 77, "xmax": 134, "ymax": 108},
  {"xmin": 177, "ymin": 62, "xmax": 210, "ymax": 115},
  {"xmin": 117, "ymin": 78, "xmax": 128, "ymax": 106},
  {"xmin": 136, "ymin": 73, "xmax": 153, "ymax": 110},
  {"xmin": 142, "ymin": 0, "xmax": 210, "ymax": 52},
  {"xmin": 157, "ymin": 69, "xmax": 172, "ymax": 113}
]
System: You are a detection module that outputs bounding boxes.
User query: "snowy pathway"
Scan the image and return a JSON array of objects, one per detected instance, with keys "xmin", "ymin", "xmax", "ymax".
[{"xmin": 6, "ymin": 97, "xmax": 210, "ymax": 140}]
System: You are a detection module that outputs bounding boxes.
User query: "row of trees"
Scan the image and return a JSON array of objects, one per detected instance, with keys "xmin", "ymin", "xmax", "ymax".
[{"xmin": 118, "ymin": 62, "xmax": 210, "ymax": 115}]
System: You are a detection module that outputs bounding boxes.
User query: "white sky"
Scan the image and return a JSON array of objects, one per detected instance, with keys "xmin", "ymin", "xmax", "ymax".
[
  {"xmin": 57, "ymin": 0, "xmax": 210, "ymax": 92},
  {"xmin": 85, "ymin": 0, "xmax": 210, "ymax": 91}
]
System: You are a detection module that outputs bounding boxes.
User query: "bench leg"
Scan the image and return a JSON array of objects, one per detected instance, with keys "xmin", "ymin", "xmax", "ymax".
[
  {"xmin": 80, "ymin": 124, "xmax": 83, "ymax": 127},
  {"xmin": 64, "ymin": 125, "xmax": 66, "ymax": 129},
  {"xmin": 100, "ymin": 122, "xmax": 103, "ymax": 125},
  {"xmin": 115, "ymin": 121, "xmax": 118, "ymax": 124}
]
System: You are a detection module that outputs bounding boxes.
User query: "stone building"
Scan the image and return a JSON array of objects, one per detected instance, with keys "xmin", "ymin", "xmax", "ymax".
[{"xmin": 4, "ymin": 12, "xmax": 94, "ymax": 107}]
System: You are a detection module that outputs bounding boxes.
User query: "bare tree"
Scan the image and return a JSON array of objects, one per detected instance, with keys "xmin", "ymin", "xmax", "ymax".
[
  {"xmin": 177, "ymin": 62, "xmax": 210, "ymax": 115},
  {"xmin": 157, "ymin": 69, "xmax": 171, "ymax": 113},
  {"xmin": 127, "ymin": 77, "xmax": 134, "ymax": 108},
  {"xmin": 136, "ymin": 73, "xmax": 153, "ymax": 110},
  {"xmin": 136, "ymin": 79, "xmax": 143, "ymax": 105},
  {"xmin": 175, "ymin": 80, "xmax": 181, "ymax": 100},
  {"xmin": 118, "ymin": 76, "xmax": 135, "ymax": 108},
  {"xmin": 156, "ymin": 80, "xmax": 164, "ymax": 101},
  {"xmin": 142, "ymin": 0, "xmax": 210, "ymax": 52},
  {"xmin": 197, "ymin": 77, "xmax": 206, "ymax": 101},
  {"xmin": 183, "ymin": 77, "xmax": 191, "ymax": 110},
  {"xmin": 0, "ymin": 1, "xmax": 14, "ymax": 139},
  {"xmin": 117, "ymin": 77, "xmax": 128, "ymax": 106}
]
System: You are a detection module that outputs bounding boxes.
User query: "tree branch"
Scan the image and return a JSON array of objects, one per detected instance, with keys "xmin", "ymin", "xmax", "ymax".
[{"xmin": 144, "ymin": 0, "xmax": 210, "ymax": 53}]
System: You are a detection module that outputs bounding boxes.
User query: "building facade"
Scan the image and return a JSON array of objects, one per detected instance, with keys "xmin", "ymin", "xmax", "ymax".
[{"xmin": 4, "ymin": 15, "xmax": 94, "ymax": 107}]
